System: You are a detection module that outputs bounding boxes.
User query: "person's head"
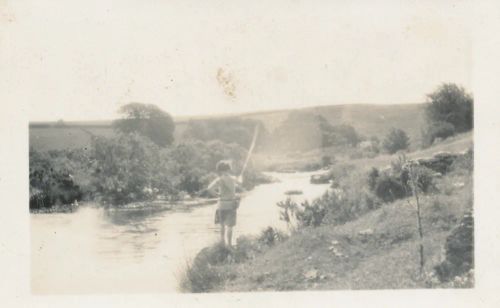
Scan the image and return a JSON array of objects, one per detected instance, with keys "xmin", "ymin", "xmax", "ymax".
[{"xmin": 216, "ymin": 160, "xmax": 232, "ymax": 175}]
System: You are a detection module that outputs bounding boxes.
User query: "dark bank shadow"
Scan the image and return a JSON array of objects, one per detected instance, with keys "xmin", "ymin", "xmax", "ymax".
[
  {"xmin": 102, "ymin": 207, "xmax": 166, "ymax": 226},
  {"xmin": 97, "ymin": 208, "xmax": 168, "ymax": 259},
  {"xmin": 100, "ymin": 207, "xmax": 166, "ymax": 241}
]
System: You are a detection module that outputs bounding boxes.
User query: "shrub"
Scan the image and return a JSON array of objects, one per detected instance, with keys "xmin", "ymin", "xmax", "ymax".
[
  {"xmin": 296, "ymin": 200, "xmax": 328, "ymax": 227},
  {"xmin": 29, "ymin": 149, "xmax": 85, "ymax": 209},
  {"xmin": 279, "ymin": 182, "xmax": 379, "ymax": 229},
  {"xmin": 277, "ymin": 197, "xmax": 329, "ymax": 228},
  {"xmin": 320, "ymin": 186, "xmax": 379, "ymax": 225},
  {"xmin": 387, "ymin": 154, "xmax": 438, "ymax": 195},
  {"xmin": 277, "ymin": 198, "xmax": 324, "ymax": 228},
  {"xmin": 383, "ymin": 128, "xmax": 410, "ymax": 154},
  {"xmin": 422, "ymin": 121, "xmax": 456, "ymax": 147},
  {"xmin": 399, "ymin": 165, "xmax": 437, "ymax": 194},
  {"xmin": 277, "ymin": 198, "xmax": 300, "ymax": 230},
  {"xmin": 413, "ymin": 166, "xmax": 437, "ymax": 193},
  {"xmin": 293, "ymin": 165, "xmax": 380, "ymax": 227},
  {"xmin": 373, "ymin": 173, "xmax": 407, "ymax": 203}
]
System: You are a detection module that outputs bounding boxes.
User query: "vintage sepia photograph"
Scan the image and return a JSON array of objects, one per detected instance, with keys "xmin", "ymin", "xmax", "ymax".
[{"xmin": 2, "ymin": 0, "xmax": 487, "ymax": 301}]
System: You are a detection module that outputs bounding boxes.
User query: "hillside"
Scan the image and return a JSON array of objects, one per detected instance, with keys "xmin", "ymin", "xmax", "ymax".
[
  {"xmin": 29, "ymin": 103, "xmax": 426, "ymax": 152},
  {"xmin": 180, "ymin": 132, "xmax": 474, "ymax": 292},
  {"xmin": 245, "ymin": 103, "xmax": 425, "ymax": 140}
]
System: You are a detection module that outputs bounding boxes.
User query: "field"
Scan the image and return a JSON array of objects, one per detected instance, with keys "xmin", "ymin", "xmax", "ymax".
[{"xmin": 29, "ymin": 126, "xmax": 115, "ymax": 151}]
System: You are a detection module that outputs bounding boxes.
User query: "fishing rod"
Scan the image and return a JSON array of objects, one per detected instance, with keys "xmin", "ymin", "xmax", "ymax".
[{"xmin": 238, "ymin": 124, "xmax": 260, "ymax": 181}]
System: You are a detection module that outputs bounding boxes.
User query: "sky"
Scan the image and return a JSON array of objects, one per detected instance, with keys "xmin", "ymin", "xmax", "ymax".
[{"xmin": 1, "ymin": 0, "xmax": 472, "ymax": 121}]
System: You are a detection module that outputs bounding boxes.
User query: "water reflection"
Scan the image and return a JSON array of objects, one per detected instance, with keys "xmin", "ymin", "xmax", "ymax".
[{"xmin": 31, "ymin": 171, "xmax": 330, "ymax": 294}]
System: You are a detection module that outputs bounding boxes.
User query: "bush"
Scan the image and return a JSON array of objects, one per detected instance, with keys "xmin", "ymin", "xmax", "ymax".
[
  {"xmin": 296, "ymin": 200, "xmax": 328, "ymax": 227},
  {"xmin": 279, "ymin": 180, "xmax": 379, "ymax": 229},
  {"xmin": 383, "ymin": 128, "xmax": 410, "ymax": 154},
  {"xmin": 422, "ymin": 121, "xmax": 456, "ymax": 147},
  {"xmin": 407, "ymin": 165, "xmax": 437, "ymax": 194},
  {"xmin": 277, "ymin": 197, "xmax": 328, "ymax": 228},
  {"xmin": 372, "ymin": 157, "xmax": 437, "ymax": 201},
  {"xmin": 373, "ymin": 173, "xmax": 407, "ymax": 203},
  {"xmin": 29, "ymin": 149, "xmax": 86, "ymax": 209}
]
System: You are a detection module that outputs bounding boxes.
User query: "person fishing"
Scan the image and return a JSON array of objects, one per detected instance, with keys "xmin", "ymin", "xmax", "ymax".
[
  {"xmin": 205, "ymin": 124, "xmax": 259, "ymax": 248},
  {"xmin": 206, "ymin": 161, "xmax": 242, "ymax": 247}
]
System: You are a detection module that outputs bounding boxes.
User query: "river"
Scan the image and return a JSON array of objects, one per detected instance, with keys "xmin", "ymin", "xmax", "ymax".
[{"xmin": 31, "ymin": 171, "xmax": 330, "ymax": 294}]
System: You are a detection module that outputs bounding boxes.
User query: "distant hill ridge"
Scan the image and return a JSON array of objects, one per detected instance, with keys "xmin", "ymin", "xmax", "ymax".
[{"xmin": 29, "ymin": 103, "xmax": 427, "ymax": 151}]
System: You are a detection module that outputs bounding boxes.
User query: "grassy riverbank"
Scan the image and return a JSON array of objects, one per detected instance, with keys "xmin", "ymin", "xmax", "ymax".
[{"xmin": 181, "ymin": 133, "xmax": 473, "ymax": 292}]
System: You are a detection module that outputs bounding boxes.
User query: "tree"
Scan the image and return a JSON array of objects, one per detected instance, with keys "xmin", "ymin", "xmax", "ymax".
[
  {"xmin": 113, "ymin": 103, "xmax": 175, "ymax": 147},
  {"xmin": 90, "ymin": 133, "xmax": 163, "ymax": 204},
  {"xmin": 318, "ymin": 116, "xmax": 360, "ymax": 148},
  {"xmin": 383, "ymin": 128, "xmax": 410, "ymax": 154},
  {"xmin": 425, "ymin": 83, "xmax": 473, "ymax": 134},
  {"xmin": 55, "ymin": 119, "xmax": 66, "ymax": 127}
]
